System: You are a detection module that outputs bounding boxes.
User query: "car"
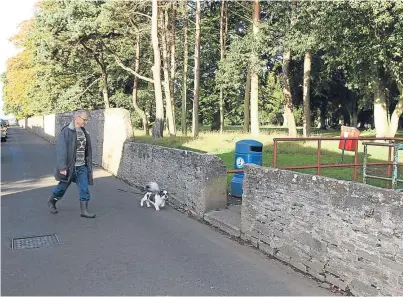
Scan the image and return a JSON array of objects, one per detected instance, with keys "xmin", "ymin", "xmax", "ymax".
[{"xmin": 1, "ymin": 123, "xmax": 7, "ymax": 142}]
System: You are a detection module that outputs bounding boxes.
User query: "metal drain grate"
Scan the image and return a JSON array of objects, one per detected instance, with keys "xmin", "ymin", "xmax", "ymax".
[{"xmin": 12, "ymin": 234, "xmax": 60, "ymax": 250}]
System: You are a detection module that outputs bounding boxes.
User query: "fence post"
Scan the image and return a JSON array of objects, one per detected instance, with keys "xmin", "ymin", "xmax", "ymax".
[
  {"xmin": 317, "ymin": 140, "xmax": 321, "ymax": 176},
  {"xmin": 273, "ymin": 139, "xmax": 278, "ymax": 168},
  {"xmin": 387, "ymin": 141, "xmax": 392, "ymax": 189},
  {"xmin": 353, "ymin": 142, "xmax": 359, "ymax": 181},
  {"xmin": 363, "ymin": 144, "xmax": 368, "ymax": 185}
]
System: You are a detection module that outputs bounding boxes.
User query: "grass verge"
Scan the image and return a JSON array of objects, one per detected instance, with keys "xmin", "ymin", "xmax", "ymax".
[{"xmin": 133, "ymin": 127, "xmax": 403, "ymax": 190}]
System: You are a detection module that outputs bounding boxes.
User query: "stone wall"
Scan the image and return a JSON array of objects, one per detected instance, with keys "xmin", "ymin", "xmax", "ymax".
[
  {"xmin": 101, "ymin": 109, "xmax": 133, "ymax": 175},
  {"xmin": 20, "ymin": 108, "xmax": 228, "ymax": 218},
  {"xmin": 116, "ymin": 142, "xmax": 227, "ymax": 217},
  {"xmin": 241, "ymin": 164, "xmax": 403, "ymax": 296},
  {"xmin": 18, "ymin": 119, "xmax": 27, "ymax": 128},
  {"xmin": 43, "ymin": 114, "xmax": 56, "ymax": 143},
  {"xmin": 26, "ymin": 116, "xmax": 44, "ymax": 138},
  {"xmin": 20, "ymin": 109, "xmax": 128, "ymax": 167}
]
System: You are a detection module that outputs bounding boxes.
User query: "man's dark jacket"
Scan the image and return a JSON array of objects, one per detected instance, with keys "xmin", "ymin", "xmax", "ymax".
[{"xmin": 54, "ymin": 122, "xmax": 94, "ymax": 185}]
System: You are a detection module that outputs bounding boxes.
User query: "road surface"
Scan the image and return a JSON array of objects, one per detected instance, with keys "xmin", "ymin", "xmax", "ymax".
[{"xmin": 1, "ymin": 127, "xmax": 335, "ymax": 296}]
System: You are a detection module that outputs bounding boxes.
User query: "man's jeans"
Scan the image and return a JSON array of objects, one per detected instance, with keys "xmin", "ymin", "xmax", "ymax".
[{"xmin": 52, "ymin": 165, "xmax": 90, "ymax": 201}]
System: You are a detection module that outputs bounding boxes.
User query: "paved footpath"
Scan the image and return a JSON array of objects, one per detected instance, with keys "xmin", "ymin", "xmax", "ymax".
[{"xmin": 1, "ymin": 127, "xmax": 335, "ymax": 296}]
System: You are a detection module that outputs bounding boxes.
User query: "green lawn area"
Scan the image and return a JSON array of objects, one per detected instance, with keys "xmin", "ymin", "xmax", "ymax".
[{"xmin": 133, "ymin": 126, "xmax": 403, "ymax": 190}]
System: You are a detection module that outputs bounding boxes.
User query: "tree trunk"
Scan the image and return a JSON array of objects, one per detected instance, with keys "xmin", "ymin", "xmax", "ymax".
[
  {"xmin": 282, "ymin": 50, "xmax": 297, "ymax": 137},
  {"xmin": 316, "ymin": 99, "xmax": 327, "ymax": 129},
  {"xmin": 99, "ymin": 46, "xmax": 110, "ymax": 109},
  {"xmin": 389, "ymin": 82, "xmax": 403, "ymax": 137},
  {"xmin": 373, "ymin": 77, "xmax": 389, "ymax": 138},
  {"xmin": 302, "ymin": 51, "xmax": 311, "ymax": 137},
  {"xmin": 151, "ymin": 0, "xmax": 164, "ymax": 138},
  {"xmin": 282, "ymin": 0, "xmax": 297, "ymax": 138},
  {"xmin": 104, "ymin": 34, "xmax": 152, "ymax": 134},
  {"xmin": 372, "ymin": 67, "xmax": 403, "ymax": 138},
  {"xmin": 219, "ymin": 0, "xmax": 227, "ymax": 134},
  {"xmin": 161, "ymin": 7, "xmax": 175, "ymax": 136},
  {"xmin": 192, "ymin": 0, "xmax": 201, "ymax": 137},
  {"xmin": 170, "ymin": 2, "xmax": 176, "ymax": 129},
  {"xmin": 101, "ymin": 68, "xmax": 110, "ymax": 109},
  {"xmin": 243, "ymin": 70, "xmax": 251, "ymax": 133},
  {"xmin": 316, "ymin": 109, "xmax": 322, "ymax": 128},
  {"xmin": 132, "ymin": 32, "xmax": 148, "ymax": 135},
  {"xmin": 350, "ymin": 93, "xmax": 358, "ymax": 127},
  {"xmin": 79, "ymin": 41, "xmax": 110, "ymax": 109},
  {"xmin": 282, "ymin": 112, "xmax": 288, "ymax": 127},
  {"xmin": 181, "ymin": 0, "xmax": 188, "ymax": 135},
  {"xmin": 219, "ymin": 90, "xmax": 225, "ymax": 133},
  {"xmin": 250, "ymin": 0, "xmax": 260, "ymax": 136}
]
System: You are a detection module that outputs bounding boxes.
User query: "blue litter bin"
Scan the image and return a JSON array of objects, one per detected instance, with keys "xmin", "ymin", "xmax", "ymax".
[{"xmin": 231, "ymin": 139, "xmax": 263, "ymax": 197}]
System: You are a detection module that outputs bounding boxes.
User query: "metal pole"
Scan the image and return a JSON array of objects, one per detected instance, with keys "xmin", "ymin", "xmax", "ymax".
[
  {"xmin": 317, "ymin": 140, "xmax": 321, "ymax": 176},
  {"xmin": 363, "ymin": 144, "xmax": 368, "ymax": 185},
  {"xmin": 386, "ymin": 142, "xmax": 392, "ymax": 189},
  {"xmin": 273, "ymin": 139, "xmax": 277, "ymax": 168},
  {"xmin": 392, "ymin": 145, "xmax": 399, "ymax": 190},
  {"xmin": 353, "ymin": 141, "xmax": 359, "ymax": 181},
  {"xmin": 341, "ymin": 137, "xmax": 346, "ymax": 162}
]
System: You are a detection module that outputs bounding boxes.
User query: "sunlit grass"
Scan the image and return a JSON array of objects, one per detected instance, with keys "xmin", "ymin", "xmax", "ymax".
[
  {"xmin": 132, "ymin": 126, "xmax": 403, "ymax": 190},
  {"xmin": 134, "ymin": 127, "xmax": 286, "ymax": 154}
]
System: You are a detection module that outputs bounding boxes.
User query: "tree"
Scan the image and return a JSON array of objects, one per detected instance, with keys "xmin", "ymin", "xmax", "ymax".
[
  {"xmin": 302, "ymin": 51, "xmax": 312, "ymax": 136},
  {"xmin": 281, "ymin": 0, "xmax": 297, "ymax": 137},
  {"xmin": 192, "ymin": 0, "xmax": 201, "ymax": 137},
  {"xmin": 170, "ymin": 1, "xmax": 177, "ymax": 130},
  {"xmin": 243, "ymin": 71, "xmax": 251, "ymax": 132},
  {"xmin": 181, "ymin": 0, "xmax": 189, "ymax": 135},
  {"xmin": 317, "ymin": 1, "xmax": 403, "ymax": 137},
  {"xmin": 132, "ymin": 30, "xmax": 149, "ymax": 135},
  {"xmin": 32, "ymin": 1, "xmax": 114, "ymax": 111},
  {"xmin": 2, "ymin": 20, "xmax": 36, "ymax": 118},
  {"xmin": 151, "ymin": 0, "xmax": 164, "ymax": 137},
  {"xmin": 250, "ymin": 0, "xmax": 261, "ymax": 136},
  {"xmin": 160, "ymin": 5, "xmax": 175, "ymax": 136},
  {"xmin": 96, "ymin": 1, "xmax": 155, "ymax": 133},
  {"xmin": 2, "ymin": 51, "xmax": 35, "ymax": 118},
  {"xmin": 4, "ymin": 0, "xmax": 402, "ymax": 138},
  {"xmin": 219, "ymin": 0, "xmax": 228, "ymax": 134}
]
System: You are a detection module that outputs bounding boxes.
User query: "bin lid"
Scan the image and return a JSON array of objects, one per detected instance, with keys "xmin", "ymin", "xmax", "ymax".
[
  {"xmin": 341, "ymin": 125, "xmax": 359, "ymax": 132},
  {"xmin": 235, "ymin": 139, "xmax": 263, "ymax": 153}
]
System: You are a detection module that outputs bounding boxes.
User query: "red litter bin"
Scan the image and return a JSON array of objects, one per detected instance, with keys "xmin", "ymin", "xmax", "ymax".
[
  {"xmin": 339, "ymin": 126, "xmax": 360, "ymax": 161},
  {"xmin": 339, "ymin": 126, "xmax": 360, "ymax": 151}
]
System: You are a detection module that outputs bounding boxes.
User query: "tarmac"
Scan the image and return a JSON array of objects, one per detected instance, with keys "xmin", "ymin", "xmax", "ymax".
[{"xmin": 1, "ymin": 127, "xmax": 335, "ymax": 296}]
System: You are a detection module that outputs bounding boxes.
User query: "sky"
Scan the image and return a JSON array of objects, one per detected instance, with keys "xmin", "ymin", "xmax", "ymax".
[{"xmin": 0, "ymin": 0, "xmax": 37, "ymax": 119}]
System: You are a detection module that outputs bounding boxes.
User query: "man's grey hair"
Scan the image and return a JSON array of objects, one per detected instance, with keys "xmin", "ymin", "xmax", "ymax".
[{"xmin": 74, "ymin": 110, "xmax": 89, "ymax": 119}]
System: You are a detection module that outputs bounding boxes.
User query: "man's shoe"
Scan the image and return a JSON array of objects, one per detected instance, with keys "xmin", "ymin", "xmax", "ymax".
[
  {"xmin": 47, "ymin": 196, "xmax": 58, "ymax": 214},
  {"xmin": 80, "ymin": 201, "xmax": 96, "ymax": 218}
]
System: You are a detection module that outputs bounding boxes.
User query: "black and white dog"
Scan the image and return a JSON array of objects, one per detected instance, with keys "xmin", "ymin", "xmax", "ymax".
[{"xmin": 140, "ymin": 182, "xmax": 168, "ymax": 211}]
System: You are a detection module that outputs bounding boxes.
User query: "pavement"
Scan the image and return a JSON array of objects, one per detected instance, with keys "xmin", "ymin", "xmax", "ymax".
[
  {"xmin": 1, "ymin": 127, "xmax": 335, "ymax": 296},
  {"xmin": 204, "ymin": 205, "xmax": 241, "ymax": 238}
]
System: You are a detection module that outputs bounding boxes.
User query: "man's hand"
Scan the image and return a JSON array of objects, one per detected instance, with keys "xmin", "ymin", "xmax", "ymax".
[{"xmin": 60, "ymin": 169, "xmax": 67, "ymax": 176}]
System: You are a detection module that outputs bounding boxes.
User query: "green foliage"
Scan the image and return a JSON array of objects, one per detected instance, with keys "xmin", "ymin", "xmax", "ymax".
[
  {"xmin": 259, "ymin": 71, "xmax": 284, "ymax": 125},
  {"xmin": 2, "ymin": 0, "xmax": 402, "ymax": 133}
]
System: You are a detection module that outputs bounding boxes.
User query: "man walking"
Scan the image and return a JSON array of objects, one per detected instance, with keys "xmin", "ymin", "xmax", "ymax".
[{"xmin": 47, "ymin": 110, "xmax": 95, "ymax": 218}]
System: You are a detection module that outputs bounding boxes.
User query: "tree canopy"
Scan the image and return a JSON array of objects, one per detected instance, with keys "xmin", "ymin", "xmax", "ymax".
[{"xmin": 2, "ymin": 0, "xmax": 402, "ymax": 137}]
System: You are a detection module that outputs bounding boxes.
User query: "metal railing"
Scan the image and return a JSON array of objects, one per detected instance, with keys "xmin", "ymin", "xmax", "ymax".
[
  {"xmin": 362, "ymin": 141, "xmax": 403, "ymax": 190},
  {"xmin": 273, "ymin": 137, "xmax": 403, "ymax": 188}
]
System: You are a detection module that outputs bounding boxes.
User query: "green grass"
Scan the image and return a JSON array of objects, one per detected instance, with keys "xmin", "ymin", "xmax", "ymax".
[{"xmin": 133, "ymin": 126, "xmax": 403, "ymax": 190}]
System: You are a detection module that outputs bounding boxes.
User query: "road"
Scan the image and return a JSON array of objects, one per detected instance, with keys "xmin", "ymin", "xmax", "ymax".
[{"xmin": 1, "ymin": 127, "xmax": 335, "ymax": 296}]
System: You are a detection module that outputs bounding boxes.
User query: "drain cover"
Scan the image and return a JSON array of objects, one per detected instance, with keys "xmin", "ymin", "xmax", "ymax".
[{"xmin": 12, "ymin": 234, "xmax": 60, "ymax": 250}]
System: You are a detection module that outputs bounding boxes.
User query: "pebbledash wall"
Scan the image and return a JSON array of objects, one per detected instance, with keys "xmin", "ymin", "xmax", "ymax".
[
  {"xmin": 19, "ymin": 108, "xmax": 227, "ymax": 217},
  {"xmin": 241, "ymin": 164, "xmax": 403, "ymax": 296},
  {"xmin": 20, "ymin": 108, "xmax": 403, "ymax": 295},
  {"xmin": 116, "ymin": 142, "xmax": 227, "ymax": 217}
]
